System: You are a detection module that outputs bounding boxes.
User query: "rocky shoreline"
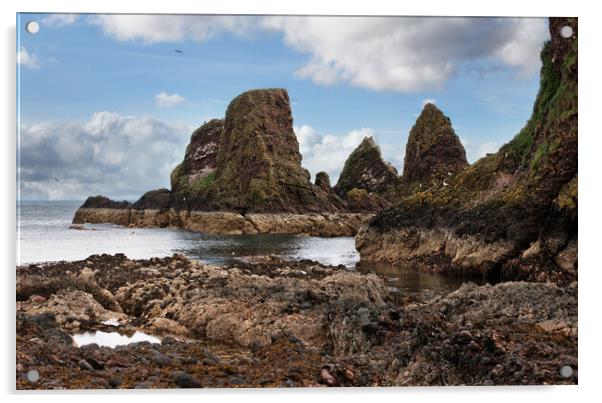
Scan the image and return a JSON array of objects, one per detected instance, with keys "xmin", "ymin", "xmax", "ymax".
[
  {"xmin": 72, "ymin": 207, "xmax": 372, "ymax": 237},
  {"xmin": 356, "ymin": 17, "xmax": 578, "ymax": 285},
  {"xmin": 17, "ymin": 254, "xmax": 577, "ymax": 389}
]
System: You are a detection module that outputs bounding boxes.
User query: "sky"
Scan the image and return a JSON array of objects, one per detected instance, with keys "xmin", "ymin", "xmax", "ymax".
[{"xmin": 17, "ymin": 14, "xmax": 550, "ymax": 201}]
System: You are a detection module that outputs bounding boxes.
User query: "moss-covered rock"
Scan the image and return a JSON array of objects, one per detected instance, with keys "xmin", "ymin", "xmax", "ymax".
[
  {"xmin": 359, "ymin": 17, "xmax": 578, "ymax": 284},
  {"xmin": 171, "ymin": 89, "xmax": 343, "ymax": 213},
  {"xmin": 402, "ymin": 103, "xmax": 467, "ymax": 185},
  {"xmin": 170, "ymin": 119, "xmax": 223, "ymax": 210},
  {"xmin": 335, "ymin": 137, "xmax": 400, "ymax": 198},
  {"xmin": 335, "ymin": 137, "xmax": 400, "ymax": 197}
]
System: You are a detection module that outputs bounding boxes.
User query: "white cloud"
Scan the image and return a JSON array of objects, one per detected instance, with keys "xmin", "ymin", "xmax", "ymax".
[
  {"xmin": 422, "ymin": 98, "xmax": 436, "ymax": 107},
  {"xmin": 155, "ymin": 92, "xmax": 186, "ymax": 108},
  {"xmin": 294, "ymin": 125, "xmax": 375, "ymax": 183},
  {"xmin": 493, "ymin": 19, "xmax": 549, "ymax": 77},
  {"xmin": 17, "ymin": 47, "xmax": 40, "ymax": 69},
  {"xmin": 42, "ymin": 14, "xmax": 78, "ymax": 27},
  {"xmin": 88, "ymin": 14, "xmax": 254, "ymax": 44},
  {"xmin": 19, "ymin": 112, "xmax": 191, "ymax": 200},
  {"xmin": 83, "ymin": 15, "xmax": 548, "ymax": 92},
  {"xmin": 262, "ymin": 16, "xmax": 548, "ymax": 92},
  {"xmin": 461, "ymin": 138, "xmax": 501, "ymax": 163}
]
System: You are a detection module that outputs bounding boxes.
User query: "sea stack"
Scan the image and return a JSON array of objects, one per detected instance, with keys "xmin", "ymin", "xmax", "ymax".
[
  {"xmin": 402, "ymin": 103, "xmax": 467, "ymax": 184},
  {"xmin": 170, "ymin": 88, "xmax": 340, "ymax": 213},
  {"xmin": 335, "ymin": 136, "xmax": 400, "ymax": 198},
  {"xmin": 73, "ymin": 88, "xmax": 379, "ymax": 236}
]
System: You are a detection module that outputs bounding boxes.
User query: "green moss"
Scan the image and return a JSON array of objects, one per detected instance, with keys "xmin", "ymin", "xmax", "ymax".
[
  {"xmin": 191, "ymin": 172, "xmax": 215, "ymax": 192},
  {"xmin": 530, "ymin": 140, "xmax": 549, "ymax": 172},
  {"xmin": 170, "ymin": 163, "xmax": 184, "ymax": 190},
  {"xmin": 247, "ymin": 178, "xmax": 269, "ymax": 207},
  {"xmin": 555, "ymin": 176, "xmax": 578, "ymax": 210}
]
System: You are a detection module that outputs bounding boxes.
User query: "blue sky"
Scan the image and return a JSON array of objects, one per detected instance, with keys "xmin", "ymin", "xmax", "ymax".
[{"xmin": 17, "ymin": 14, "xmax": 549, "ymax": 200}]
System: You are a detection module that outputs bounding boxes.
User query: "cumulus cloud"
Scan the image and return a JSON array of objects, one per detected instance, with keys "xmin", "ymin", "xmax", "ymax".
[
  {"xmin": 42, "ymin": 14, "xmax": 78, "ymax": 27},
  {"xmin": 295, "ymin": 125, "xmax": 379, "ymax": 183},
  {"xmin": 18, "ymin": 112, "xmax": 191, "ymax": 200},
  {"xmin": 155, "ymin": 92, "xmax": 186, "ymax": 108},
  {"xmin": 17, "ymin": 47, "xmax": 40, "ymax": 69},
  {"xmin": 263, "ymin": 17, "xmax": 548, "ymax": 91},
  {"xmin": 83, "ymin": 15, "xmax": 548, "ymax": 91}
]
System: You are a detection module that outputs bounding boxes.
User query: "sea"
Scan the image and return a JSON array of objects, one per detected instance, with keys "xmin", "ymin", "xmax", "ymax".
[{"xmin": 16, "ymin": 200, "xmax": 478, "ymax": 293}]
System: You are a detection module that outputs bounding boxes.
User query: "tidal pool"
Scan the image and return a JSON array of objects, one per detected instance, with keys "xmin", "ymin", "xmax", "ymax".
[{"xmin": 72, "ymin": 330, "xmax": 161, "ymax": 348}]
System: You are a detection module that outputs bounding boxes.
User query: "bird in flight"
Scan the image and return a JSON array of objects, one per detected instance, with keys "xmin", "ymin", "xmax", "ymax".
[
  {"xmin": 54, "ymin": 177, "xmax": 60, "ymax": 182},
  {"xmin": 174, "ymin": 49, "xmax": 184, "ymax": 54}
]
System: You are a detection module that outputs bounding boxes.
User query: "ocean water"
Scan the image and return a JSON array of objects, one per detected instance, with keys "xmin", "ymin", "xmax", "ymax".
[
  {"xmin": 16, "ymin": 200, "xmax": 359, "ymax": 267},
  {"xmin": 17, "ymin": 200, "xmax": 478, "ymax": 293}
]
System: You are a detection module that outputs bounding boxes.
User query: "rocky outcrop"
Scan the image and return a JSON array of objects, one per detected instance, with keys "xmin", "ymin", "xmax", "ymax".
[
  {"xmin": 335, "ymin": 136, "xmax": 400, "ymax": 199},
  {"xmin": 73, "ymin": 207, "xmax": 372, "ymax": 237},
  {"xmin": 170, "ymin": 119, "xmax": 223, "ymax": 210},
  {"xmin": 402, "ymin": 103, "xmax": 467, "ymax": 184},
  {"xmin": 17, "ymin": 254, "xmax": 577, "ymax": 388},
  {"xmin": 357, "ymin": 17, "xmax": 578, "ymax": 285},
  {"xmin": 74, "ymin": 88, "xmax": 395, "ymax": 234},
  {"xmin": 331, "ymin": 136, "xmax": 401, "ymax": 213},
  {"xmin": 314, "ymin": 171, "xmax": 331, "ymax": 192},
  {"xmin": 132, "ymin": 188, "xmax": 171, "ymax": 211},
  {"xmin": 81, "ymin": 195, "xmax": 131, "ymax": 209},
  {"xmin": 170, "ymin": 89, "xmax": 341, "ymax": 214}
]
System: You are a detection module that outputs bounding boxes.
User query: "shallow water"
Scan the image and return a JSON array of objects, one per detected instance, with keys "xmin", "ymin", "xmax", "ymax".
[
  {"xmin": 17, "ymin": 201, "xmax": 359, "ymax": 267},
  {"xmin": 356, "ymin": 261, "xmax": 489, "ymax": 294},
  {"xmin": 17, "ymin": 200, "xmax": 489, "ymax": 293},
  {"xmin": 72, "ymin": 330, "xmax": 160, "ymax": 348}
]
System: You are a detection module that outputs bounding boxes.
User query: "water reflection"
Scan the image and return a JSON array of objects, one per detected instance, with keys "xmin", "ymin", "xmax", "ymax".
[
  {"xmin": 18, "ymin": 201, "xmax": 493, "ymax": 294},
  {"xmin": 72, "ymin": 330, "xmax": 160, "ymax": 348},
  {"xmin": 356, "ymin": 261, "xmax": 490, "ymax": 294},
  {"xmin": 175, "ymin": 233, "xmax": 359, "ymax": 268}
]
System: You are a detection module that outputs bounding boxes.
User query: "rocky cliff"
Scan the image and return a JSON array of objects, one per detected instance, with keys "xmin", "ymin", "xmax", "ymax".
[
  {"xmin": 402, "ymin": 103, "xmax": 468, "ymax": 184},
  {"xmin": 170, "ymin": 89, "xmax": 340, "ymax": 214},
  {"xmin": 357, "ymin": 17, "xmax": 578, "ymax": 285}
]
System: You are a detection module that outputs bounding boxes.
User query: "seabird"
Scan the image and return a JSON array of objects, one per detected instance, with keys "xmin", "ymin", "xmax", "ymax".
[
  {"xmin": 174, "ymin": 49, "xmax": 184, "ymax": 54},
  {"xmin": 54, "ymin": 177, "xmax": 60, "ymax": 182}
]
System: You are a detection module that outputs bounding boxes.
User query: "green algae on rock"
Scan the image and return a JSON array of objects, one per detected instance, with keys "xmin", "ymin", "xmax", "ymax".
[
  {"xmin": 170, "ymin": 89, "xmax": 341, "ymax": 214},
  {"xmin": 357, "ymin": 17, "xmax": 578, "ymax": 285}
]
